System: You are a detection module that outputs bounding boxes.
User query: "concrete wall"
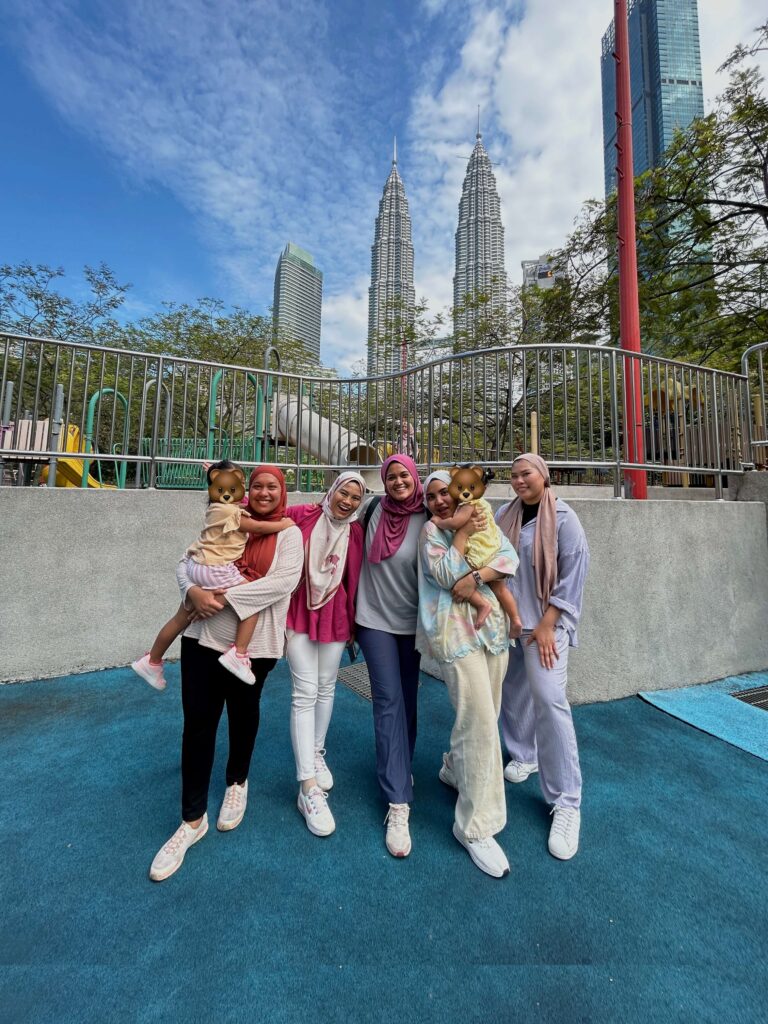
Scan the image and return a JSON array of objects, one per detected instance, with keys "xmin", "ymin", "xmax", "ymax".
[{"xmin": 2, "ymin": 488, "xmax": 767, "ymax": 702}]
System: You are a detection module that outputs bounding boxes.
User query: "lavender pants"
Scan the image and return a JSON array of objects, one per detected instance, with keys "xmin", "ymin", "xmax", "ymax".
[{"xmin": 500, "ymin": 629, "xmax": 582, "ymax": 809}]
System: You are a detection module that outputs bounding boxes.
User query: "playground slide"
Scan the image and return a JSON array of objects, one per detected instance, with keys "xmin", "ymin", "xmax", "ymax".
[
  {"xmin": 272, "ymin": 397, "xmax": 382, "ymax": 491},
  {"xmin": 40, "ymin": 457, "xmax": 115, "ymax": 488}
]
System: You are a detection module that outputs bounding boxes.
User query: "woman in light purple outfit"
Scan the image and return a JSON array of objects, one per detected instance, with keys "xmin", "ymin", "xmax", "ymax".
[{"xmin": 495, "ymin": 454, "xmax": 590, "ymax": 861}]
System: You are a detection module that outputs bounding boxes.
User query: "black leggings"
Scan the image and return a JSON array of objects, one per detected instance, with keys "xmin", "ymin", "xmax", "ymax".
[{"xmin": 180, "ymin": 637, "xmax": 277, "ymax": 821}]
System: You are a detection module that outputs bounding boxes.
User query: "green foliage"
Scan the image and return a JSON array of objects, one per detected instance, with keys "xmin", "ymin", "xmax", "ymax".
[
  {"xmin": 544, "ymin": 22, "xmax": 768, "ymax": 370},
  {"xmin": 0, "ymin": 262, "xmax": 129, "ymax": 342}
]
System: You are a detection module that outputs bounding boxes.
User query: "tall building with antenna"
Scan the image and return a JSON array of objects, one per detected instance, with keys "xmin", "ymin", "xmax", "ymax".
[
  {"xmin": 453, "ymin": 117, "xmax": 508, "ymax": 347},
  {"xmin": 367, "ymin": 140, "xmax": 415, "ymax": 376}
]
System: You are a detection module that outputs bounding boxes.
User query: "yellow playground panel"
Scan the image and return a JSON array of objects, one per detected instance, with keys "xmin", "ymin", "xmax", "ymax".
[{"xmin": 38, "ymin": 425, "xmax": 115, "ymax": 488}]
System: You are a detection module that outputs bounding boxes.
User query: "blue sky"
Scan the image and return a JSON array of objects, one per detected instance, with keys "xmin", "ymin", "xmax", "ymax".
[{"xmin": 1, "ymin": 0, "xmax": 763, "ymax": 372}]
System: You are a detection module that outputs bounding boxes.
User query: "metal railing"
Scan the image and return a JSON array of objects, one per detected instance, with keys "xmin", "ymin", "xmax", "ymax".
[
  {"xmin": 742, "ymin": 341, "xmax": 768, "ymax": 469},
  {"xmin": 0, "ymin": 330, "xmax": 758, "ymax": 494}
]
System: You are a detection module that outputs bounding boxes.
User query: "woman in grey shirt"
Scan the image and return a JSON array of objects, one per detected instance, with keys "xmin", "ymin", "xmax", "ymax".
[
  {"xmin": 356, "ymin": 454, "xmax": 426, "ymax": 859},
  {"xmin": 495, "ymin": 453, "xmax": 590, "ymax": 862}
]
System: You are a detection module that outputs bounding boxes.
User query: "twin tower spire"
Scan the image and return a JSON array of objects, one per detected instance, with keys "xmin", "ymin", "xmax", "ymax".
[{"xmin": 367, "ymin": 128, "xmax": 507, "ymax": 376}]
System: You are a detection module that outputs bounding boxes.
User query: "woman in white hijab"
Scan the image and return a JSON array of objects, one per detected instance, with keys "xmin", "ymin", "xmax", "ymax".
[
  {"xmin": 284, "ymin": 472, "xmax": 367, "ymax": 837},
  {"xmin": 416, "ymin": 471, "xmax": 519, "ymax": 879}
]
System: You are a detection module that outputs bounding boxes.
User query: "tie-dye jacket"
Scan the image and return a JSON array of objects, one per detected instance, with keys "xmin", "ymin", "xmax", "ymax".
[{"xmin": 416, "ymin": 519, "xmax": 519, "ymax": 665}]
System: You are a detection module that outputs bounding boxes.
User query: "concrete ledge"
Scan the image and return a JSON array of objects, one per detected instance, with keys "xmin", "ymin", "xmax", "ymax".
[{"xmin": 1, "ymin": 488, "xmax": 767, "ymax": 701}]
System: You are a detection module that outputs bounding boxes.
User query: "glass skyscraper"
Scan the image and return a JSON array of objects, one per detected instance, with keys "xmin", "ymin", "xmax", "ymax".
[
  {"xmin": 367, "ymin": 145, "xmax": 415, "ymax": 376},
  {"xmin": 601, "ymin": 0, "xmax": 704, "ymax": 195},
  {"xmin": 273, "ymin": 243, "xmax": 323, "ymax": 362},
  {"xmin": 453, "ymin": 128, "xmax": 507, "ymax": 345}
]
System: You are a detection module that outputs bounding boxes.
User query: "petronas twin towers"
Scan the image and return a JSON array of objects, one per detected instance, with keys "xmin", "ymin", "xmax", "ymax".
[{"xmin": 367, "ymin": 129, "xmax": 507, "ymax": 376}]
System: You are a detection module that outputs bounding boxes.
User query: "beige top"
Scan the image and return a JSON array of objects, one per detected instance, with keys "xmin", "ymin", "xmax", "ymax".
[
  {"xmin": 186, "ymin": 503, "xmax": 247, "ymax": 565},
  {"xmin": 176, "ymin": 526, "xmax": 304, "ymax": 658}
]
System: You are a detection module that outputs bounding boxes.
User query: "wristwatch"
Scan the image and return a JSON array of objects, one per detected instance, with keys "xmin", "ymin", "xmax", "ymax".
[{"xmin": 472, "ymin": 570, "xmax": 483, "ymax": 588}]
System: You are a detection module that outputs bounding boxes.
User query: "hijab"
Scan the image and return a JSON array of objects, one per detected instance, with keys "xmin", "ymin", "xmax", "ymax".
[
  {"xmin": 496, "ymin": 453, "xmax": 558, "ymax": 610},
  {"xmin": 236, "ymin": 465, "xmax": 288, "ymax": 582},
  {"xmin": 368, "ymin": 454, "xmax": 425, "ymax": 563},
  {"xmin": 422, "ymin": 470, "xmax": 452, "ymax": 513},
  {"xmin": 305, "ymin": 471, "xmax": 366, "ymax": 609}
]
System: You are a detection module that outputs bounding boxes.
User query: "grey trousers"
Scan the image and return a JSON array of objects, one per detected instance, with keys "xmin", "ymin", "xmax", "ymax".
[
  {"xmin": 443, "ymin": 648, "xmax": 508, "ymax": 840},
  {"xmin": 500, "ymin": 630, "xmax": 582, "ymax": 809}
]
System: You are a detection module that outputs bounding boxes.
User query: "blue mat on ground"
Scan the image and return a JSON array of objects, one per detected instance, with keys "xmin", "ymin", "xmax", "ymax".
[
  {"xmin": 1, "ymin": 661, "xmax": 766, "ymax": 1024},
  {"xmin": 639, "ymin": 670, "xmax": 768, "ymax": 761}
]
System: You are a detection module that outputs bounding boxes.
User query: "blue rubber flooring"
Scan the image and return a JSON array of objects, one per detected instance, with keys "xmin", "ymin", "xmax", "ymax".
[
  {"xmin": 640, "ymin": 671, "xmax": 768, "ymax": 761},
  {"xmin": 1, "ymin": 661, "xmax": 766, "ymax": 1024}
]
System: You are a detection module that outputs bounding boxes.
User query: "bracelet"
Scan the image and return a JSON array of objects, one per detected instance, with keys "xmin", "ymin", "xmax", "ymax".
[{"xmin": 472, "ymin": 570, "xmax": 483, "ymax": 588}]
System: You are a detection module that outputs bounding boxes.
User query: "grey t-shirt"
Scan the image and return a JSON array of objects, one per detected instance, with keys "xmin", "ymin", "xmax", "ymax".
[{"xmin": 355, "ymin": 500, "xmax": 426, "ymax": 635}]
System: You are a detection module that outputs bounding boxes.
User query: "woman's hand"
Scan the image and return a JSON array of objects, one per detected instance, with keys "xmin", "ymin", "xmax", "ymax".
[
  {"xmin": 451, "ymin": 574, "xmax": 477, "ymax": 602},
  {"xmin": 187, "ymin": 586, "xmax": 227, "ymax": 620},
  {"xmin": 526, "ymin": 621, "xmax": 559, "ymax": 670}
]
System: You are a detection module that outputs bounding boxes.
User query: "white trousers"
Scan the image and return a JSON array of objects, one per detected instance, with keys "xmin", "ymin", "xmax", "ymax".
[
  {"xmin": 286, "ymin": 631, "xmax": 345, "ymax": 782},
  {"xmin": 442, "ymin": 648, "xmax": 509, "ymax": 840}
]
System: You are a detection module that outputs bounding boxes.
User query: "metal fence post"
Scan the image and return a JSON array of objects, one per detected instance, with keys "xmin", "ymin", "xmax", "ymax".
[
  {"xmin": 0, "ymin": 381, "xmax": 13, "ymax": 485},
  {"xmin": 609, "ymin": 349, "xmax": 622, "ymax": 497},
  {"xmin": 148, "ymin": 356, "xmax": 164, "ymax": 489},
  {"xmin": 47, "ymin": 384, "xmax": 64, "ymax": 487},
  {"xmin": 711, "ymin": 374, "xmax": 724, "ymax": 499}
]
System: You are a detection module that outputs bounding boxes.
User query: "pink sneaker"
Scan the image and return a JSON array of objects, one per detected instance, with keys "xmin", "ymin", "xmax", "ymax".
[
  {"xmin": 218, "ymin": 646, "xmax": 256, "ymax": 685},
  {"xmin": 131, "ymin": 653, "xmax": 167, "ymax": 691}
]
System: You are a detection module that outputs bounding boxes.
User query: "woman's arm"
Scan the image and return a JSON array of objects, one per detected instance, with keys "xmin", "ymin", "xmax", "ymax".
[
  {"xmin": 419, "ymin": 523, "xmax": 472, "ymax": 591},
  {"xmin": 451, "ymin": 528, "xmax": 519, "ymax": 601},
  {"xmin": 529, "ymin": 513, "xmax": 589, "ymax": 669},
  {"xmin": 225, "ymin": 529, "xmax": 304, "ymax": 620},
  {"xmin": 238, "ymin": 516, "xmax": 294, "ymax": 535}
]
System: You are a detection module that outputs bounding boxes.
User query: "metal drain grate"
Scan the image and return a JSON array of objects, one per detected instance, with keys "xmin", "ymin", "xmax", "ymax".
[
  {"xmin": 731, "ymin": 685, "xmax": 768, "ymax": 711},
  {"xmin": 337, "ymin": 662, "xmax": 372, "ymax": 702}
]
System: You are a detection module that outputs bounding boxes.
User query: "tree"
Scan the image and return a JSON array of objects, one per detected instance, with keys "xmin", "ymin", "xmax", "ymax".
[
  {"xmin": 544, "ymin": 23, "xmax": 768, "ymax": 371},
  {"xmin": 0, "ymin": 262, "xmax": 129, "ymax": 342}
]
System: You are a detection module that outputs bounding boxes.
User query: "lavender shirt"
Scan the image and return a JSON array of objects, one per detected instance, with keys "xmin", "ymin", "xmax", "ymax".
[{"xmin": 495, "ymin": 497, "xmax": 590, "ymax": 647}]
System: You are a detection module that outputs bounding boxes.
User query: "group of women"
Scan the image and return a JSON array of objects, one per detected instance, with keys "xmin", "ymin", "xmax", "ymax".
[{"xmin": 148, "ymin": 452, "xmax": 590, "ymax": 882}]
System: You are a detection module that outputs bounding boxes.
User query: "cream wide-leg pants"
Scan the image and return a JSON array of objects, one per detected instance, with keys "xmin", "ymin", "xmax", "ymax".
[{"xmin": 441, "ymin": 647, "xmax": 509, "ymax": 840}]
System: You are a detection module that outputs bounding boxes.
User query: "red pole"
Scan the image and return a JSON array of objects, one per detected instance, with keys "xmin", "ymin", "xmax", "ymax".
[{"xmin": 613, "ymin": 0, "xmax": 647, "ymax": 498}]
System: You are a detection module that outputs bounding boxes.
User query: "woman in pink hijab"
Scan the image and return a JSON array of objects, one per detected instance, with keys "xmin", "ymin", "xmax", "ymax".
[
  {"xmin": 355, "ymin": 454, "xmax": 426, "ymax": 860},
  {"xmin": 495, "ymin": 454, "xmax": 590, "ymax": 862}
]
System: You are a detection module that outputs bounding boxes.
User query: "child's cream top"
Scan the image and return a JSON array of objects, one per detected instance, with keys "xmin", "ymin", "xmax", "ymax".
[
  {"xmin": 177, "ymin": 527, "xmax": 304, "ymax": 659},
  {"xmin": 186, "ymin": 503, "xmax": 247, "ymax": 565}
]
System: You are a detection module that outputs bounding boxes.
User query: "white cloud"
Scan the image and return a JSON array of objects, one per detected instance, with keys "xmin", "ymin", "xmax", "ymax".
[
  {"xmin": 6, "ymin": 0, "xmax": 766, "ymax": 374},
  {"xmin": 7, "ymin": 0, "xmax": 380, "ymax": 364},
  {"xmin": 401, "ymin": 0, "xmax": 768, "ymax": 312},
  {"xmin": 321, "ymin": 277, "xmax": 370, "ymax": 374}
]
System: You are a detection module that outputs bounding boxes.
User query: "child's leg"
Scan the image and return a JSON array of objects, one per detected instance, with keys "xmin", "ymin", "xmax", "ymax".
[
  {"xmin": 149, "ymin": 603, "xmax": 193, "ymax": 663},
  {"xmin": 468, "ymin": 590, "xmax": 493, "ymax": 629},
  {"xmin": 233, "ymin": 612, "xmax": 259, "ymax": 656},
  {"xmin": 489, "ymin": 581, "xmax": 523, "ymax": 638}
]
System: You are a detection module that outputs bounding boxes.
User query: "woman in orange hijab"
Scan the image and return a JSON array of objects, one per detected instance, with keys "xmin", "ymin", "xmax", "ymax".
[{"xmin": 148, "ymin": 466, "xmax": 303, "ymax": 883}]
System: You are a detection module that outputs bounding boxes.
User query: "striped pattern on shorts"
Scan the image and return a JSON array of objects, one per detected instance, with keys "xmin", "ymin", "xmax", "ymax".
[{"xmin": 183, "ymin": 557, "xmax": 247, "ymax": 590}]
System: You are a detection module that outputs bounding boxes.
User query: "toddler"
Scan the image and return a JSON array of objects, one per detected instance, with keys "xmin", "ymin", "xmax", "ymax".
[{"xmin": 131, "ymin": 460, "xmax": 292, "ymax": 688}]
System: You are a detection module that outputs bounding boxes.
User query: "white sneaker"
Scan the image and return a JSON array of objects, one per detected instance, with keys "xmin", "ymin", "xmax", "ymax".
[
  {"xmin": 452, "ymin": 822, "xmax": 510, "ymax": 878},
  {"xmin": 132, "ymin": 653, "xmax": 166, "ymax": 691},
  {"xmin": 438, "ymin": 753, "xmax": 457, "ymax": 791},
  {"xmin": 504, "ymin": 759, "xmax": 539, "ymax": 784},
  {"xmin": 149, "ymin": 814, "xmax": 208, "ymax": 881},
  {"xmin": 217, "ymin": 781, "xmax": 248, "ymax": 832},
  {"xmin": 217, "ymin": 646, "xmax": 256, "ymax": 685},
  {"xmin": 297, "ymin": 786, "xmax": 336, "ymax": 836},
  {"xmin": 548, "ymin": 806, "xmax": 581, "ymax": 860},
  {"xmin": 314, "ymin": 749, "xmax": 333, "ymax": 791},
  {"xmin": 384, "ymin": 803, "xmax": 411, "ymax": 858}
]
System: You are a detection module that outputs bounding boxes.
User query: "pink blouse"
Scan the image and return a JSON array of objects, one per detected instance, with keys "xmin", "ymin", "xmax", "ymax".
[{"xmin": 284, "ymin": 504, "xmax": 364, "ymax": 643}]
